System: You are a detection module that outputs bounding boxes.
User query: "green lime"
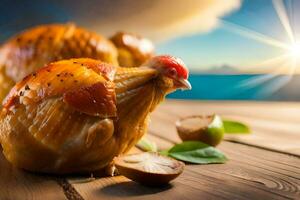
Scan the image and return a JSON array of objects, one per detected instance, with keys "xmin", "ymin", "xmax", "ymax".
[{"xmin": 176, "ymin": 115, "xmax": 224, "ymax": 146}]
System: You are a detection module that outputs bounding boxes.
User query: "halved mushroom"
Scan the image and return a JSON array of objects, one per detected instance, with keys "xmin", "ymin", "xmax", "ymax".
[{"xmin": 114, "ymin": 152, "xmax": 184, "ymax": 186}]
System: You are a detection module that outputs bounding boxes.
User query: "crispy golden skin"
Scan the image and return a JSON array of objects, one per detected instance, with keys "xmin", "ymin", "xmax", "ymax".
[
  {"xmin": 110, "ymin": 32, "xmax": 154, "ymax": 67},
  {"xmin": 0, "ymin": 58, "xmax": 174, "ymax": 174},
  {"xmin": 0, "ymin": 24, "xmax": 154, "ymax": 103},
  {"xmin": 0, "ymin": 24, "xmax": 118, "ymax": 103}
]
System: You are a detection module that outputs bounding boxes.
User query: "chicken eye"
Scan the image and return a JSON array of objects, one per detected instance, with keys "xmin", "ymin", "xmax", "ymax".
[{"xmin": 167, "ymin": 68, "xmax": 177, "ymax": 78}]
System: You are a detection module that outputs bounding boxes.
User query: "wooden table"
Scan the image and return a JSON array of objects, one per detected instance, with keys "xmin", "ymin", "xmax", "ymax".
[{"xmin": 1, "ymin": 100, "xmax": 299, "ymax": 199}]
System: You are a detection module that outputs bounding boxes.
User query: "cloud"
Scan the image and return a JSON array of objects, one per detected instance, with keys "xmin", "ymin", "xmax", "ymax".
[
  {"xmin": 69, "ymin": 0, "xmax": 241, "ymax": 42},
  {"xmin": 0, "ymin": 0, "xmax": 241, "ymax": 43}
]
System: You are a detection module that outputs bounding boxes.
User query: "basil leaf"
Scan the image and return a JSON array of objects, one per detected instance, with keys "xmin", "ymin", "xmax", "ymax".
[
  {"xmin": 168, "ymin": 141, "xmax": 227, "ymax": 164},
  {"xmin": 223, "ymin": 120, "xmax": 250, "ymax": 134},
  {"xmin": 136, "ymin": 137, "xmax": 157, "ymax": 152}
]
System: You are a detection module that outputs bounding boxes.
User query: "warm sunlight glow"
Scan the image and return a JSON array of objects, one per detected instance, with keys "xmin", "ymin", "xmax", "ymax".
[
  {"xmin": 221, "ymin": 0, "xmax": 298, "ymax": 94},
  {"xmin": 289, "ymin": 43, "xmax": 300, "ymax": 59}
]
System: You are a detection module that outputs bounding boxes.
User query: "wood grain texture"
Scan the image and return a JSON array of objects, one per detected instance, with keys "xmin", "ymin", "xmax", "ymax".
[
  {"xmin": 0, "ymin": 100, "xmax": 299, "ymax": 199},
  {"xmin": 0, "ymin": 147, "xmax": 67, "ymax": 200},
  {"xmin": 69, "ymin": 136, "xmax": 300, "ymax": 200},
  {"xmin": 68, "ymin": 100, "xmax": 300, "ymax": 200},
  {"xmin": 149, "ymin": 131, "xmax": 300, "ymax": 199},
  {"xmin": 153, "ymin": 100, "xmax": 300, "ymax": 156}
]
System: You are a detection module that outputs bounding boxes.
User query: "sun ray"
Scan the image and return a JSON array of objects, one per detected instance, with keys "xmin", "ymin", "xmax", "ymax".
[
  {"xmin": 257, "ymin": 74, "xmax": 292, "ymax": 97},
  {"xmin": 272, "ymin": 0, "xmax": 295, "ymax": 43},
  {"xmin": 220, "ymin": 20, "xmax": 289, "ymax": 49},
  {"xmin": 252, "ymin": 53, "xmax": 290, "ymax": 67},
  {"xmin": 220, "ymin": 0, "xmax": 299, "ymax": 76},
  {"xmin": 238, "ymin": 60, "xmax": 292, "ymax": 91},
  {"xmin": 288, "ymin": 55, "xmax": 298, "ymax": 76},
  {"xmin": 256, "ymin": 59, "xmax": 296, "ymax": 96},
  {"xmin": 286, "ymin": 0, "xmax": 295, "ymax": 37},
  {"xmin": 239, "ymin": 74, "xmax": 279, "ymax": 88},
  {"xmin": 217, "ymin": 0, "xmax": 300, "ymax": 76}
]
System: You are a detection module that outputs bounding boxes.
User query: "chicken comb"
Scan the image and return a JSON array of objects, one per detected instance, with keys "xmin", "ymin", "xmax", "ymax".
[{"xmin": 146, "ymin": 55, "xmax": 189, "ymax": 79}]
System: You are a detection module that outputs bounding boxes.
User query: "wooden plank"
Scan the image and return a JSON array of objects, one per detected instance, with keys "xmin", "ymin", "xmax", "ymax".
[
  {"xmin": 69, "ymin": 145, "xmax": 223, "ymax": 200},
  {"xmin": 0, "ymin": 148, "xmax": 67, "ymax": 200},
  {"xmin": 145, "ymin": 134, "xmax": 300, "ymax": 199},
  {"xmin": 146, "ymin": 128, "xmax": 300, "ymax": 177},
  {"xmin": 160, "ymin": 100, "xmax": 300, "ymax": 123},
  {"xmin": 68, "ymin": 99, "xmax": 300, "ymax": 199},
  {"xmin": 70, "ymin": 175, "xmax": 217, "ymax": 200},
  {"xmin": 1, "ymin": 100, "xmax": 298, "ymax": 199},
  {"xmin": 153, "ymin": 100, "xmax": 300, "ymax": 156},
  {"xmin": 68, "ymin": 134, "xmax": 300, "ymax": 200}
]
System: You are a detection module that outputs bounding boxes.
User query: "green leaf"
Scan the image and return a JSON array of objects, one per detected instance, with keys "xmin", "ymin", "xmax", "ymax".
[
  {"xmin": 167, "ymin": 141, "xmax": 227, "ymax": 164},
  {"xmin": 136, "ymin": 137, "xmax": 157, "ymax": 152},
  {"xmin": 222, "ymin": 120, "xmax": 250, "ymax": 134},
  {"xmin": 159, "ymin": 150, "xmax": 169, "ymax": 156}
]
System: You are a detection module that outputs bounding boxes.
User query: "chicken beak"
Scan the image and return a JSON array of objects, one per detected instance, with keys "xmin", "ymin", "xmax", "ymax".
[{"xmin": 175, "ymin": 78, "xmax": 192, "ymax": 90}]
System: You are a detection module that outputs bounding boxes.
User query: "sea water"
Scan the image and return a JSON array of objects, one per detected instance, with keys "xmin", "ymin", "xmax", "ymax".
[{"xmin": 167, "ymin": 74, "xmax": 300, "ymax": 101}]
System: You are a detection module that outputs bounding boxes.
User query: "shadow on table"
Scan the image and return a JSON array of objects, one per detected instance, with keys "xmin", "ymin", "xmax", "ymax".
[{"xmin": 97, "ymin": 181, "xmax": 173, "ymax": 197}]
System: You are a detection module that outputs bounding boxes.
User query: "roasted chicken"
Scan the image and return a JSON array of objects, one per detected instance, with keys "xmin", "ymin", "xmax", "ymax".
[
  {"xmin": 0, "ymin": 23, "xmax": 154, "ymax": 102},
  {"xmin": 0, "ymin": 56, "xmax": 190, "ymax": 174},
  {"xmin": 110, "ymin": 32, "xmax": 154, "ymax": 67}
]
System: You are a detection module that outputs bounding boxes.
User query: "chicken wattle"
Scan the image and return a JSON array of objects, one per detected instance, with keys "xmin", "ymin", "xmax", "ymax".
[{"xmin": 0, "ymin": 56, "xmax": 190, "ymax": 174}]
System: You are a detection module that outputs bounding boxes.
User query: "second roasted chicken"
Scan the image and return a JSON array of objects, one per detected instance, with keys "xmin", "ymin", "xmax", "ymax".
[
  {"xmin": 0, "ymin": 56, "xmax": 191, "ymax": 174},
  {"xmin": 0, "ymin": 23, "xmax": 154, "ymax": 102}
]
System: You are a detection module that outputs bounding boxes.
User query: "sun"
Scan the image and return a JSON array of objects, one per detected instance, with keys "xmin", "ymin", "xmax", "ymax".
[
  {"xmin": 289, "ymin": 43, "xmax": 300, "ymax": 60},
  {"xmin": 222, "ymin": 0, "xmax": 300, "ymax": 77}
]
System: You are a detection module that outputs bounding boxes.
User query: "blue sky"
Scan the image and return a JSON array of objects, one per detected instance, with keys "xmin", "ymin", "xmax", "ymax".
[
  {"xmin": 1, "ymin": 0, "xmax": 299, "ymax": 73},
  {"xmin": 157, "ymin": 0, "xmax": 300, "ymax": 72}
]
